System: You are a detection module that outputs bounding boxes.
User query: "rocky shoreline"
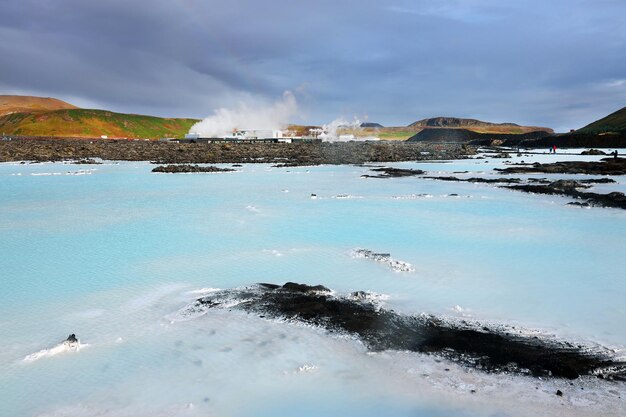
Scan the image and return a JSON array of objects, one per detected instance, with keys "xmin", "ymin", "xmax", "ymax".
[
  {"xmin": 0, "ymin": 138, "xmax": 474, "ymax": 165},
  {"xmin": 183, "ymin": 282, "xmax": 626, "ymax": 381}
]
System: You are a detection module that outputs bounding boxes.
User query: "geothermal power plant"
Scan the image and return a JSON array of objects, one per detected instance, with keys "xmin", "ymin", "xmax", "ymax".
[{"xmin": 181, "ymin": 126, "xmax": 372, "ymax": 143}]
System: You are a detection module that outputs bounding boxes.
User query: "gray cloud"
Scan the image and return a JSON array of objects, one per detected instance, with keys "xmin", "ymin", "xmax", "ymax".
[{"xmin": 0, "ymin": 0, "xmax": 624, "ymax": 131}]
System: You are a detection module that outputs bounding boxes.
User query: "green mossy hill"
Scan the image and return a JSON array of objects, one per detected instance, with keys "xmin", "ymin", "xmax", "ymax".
[
  {"xmin": 0, "ymin": 108, "xmax": 199, "ymax": 139},
  {"xmin": 577, "ymin": 107, "xmax": 626, "ymax": 134}
]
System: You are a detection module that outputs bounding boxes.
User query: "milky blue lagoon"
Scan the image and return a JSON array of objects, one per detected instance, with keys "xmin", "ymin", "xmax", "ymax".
[{"xmin": 1, "ymin": 152, "xmax": 625, "ymax": 417}]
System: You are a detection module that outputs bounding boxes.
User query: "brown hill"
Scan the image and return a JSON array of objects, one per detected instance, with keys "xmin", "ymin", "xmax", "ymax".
[{"xmin": 0, "ymin": 95, "xmax": 78, "ymax": 116}]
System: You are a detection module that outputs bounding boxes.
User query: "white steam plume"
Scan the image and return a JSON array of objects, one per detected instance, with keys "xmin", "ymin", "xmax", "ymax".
[
  {"xmin": 319, "ymin": 116, "xmax": 378, "ymax": 142},
  {"xmin": 190, "ymin": 91, "xmax": 298, "ymax": 137}
]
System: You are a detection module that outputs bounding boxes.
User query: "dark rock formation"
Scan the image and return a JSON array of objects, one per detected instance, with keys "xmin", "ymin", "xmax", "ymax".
[
  {"xmin": 361, "ymin": 167, "xmax": 425, "ymax": 178},
  {"xmin": 185, "ymin": 283, "xmax": 626, "ymax": 381},
  {"xmin": 152, "ymin": 164, "xmax": 235, "ymax": 173},
  {"xmin": 407, "ymin": 129, "xmax": 478, "ymax": 143},
  {"xmin": 496, "ymin": 158, "xmax": 626, "ymax": 175}
]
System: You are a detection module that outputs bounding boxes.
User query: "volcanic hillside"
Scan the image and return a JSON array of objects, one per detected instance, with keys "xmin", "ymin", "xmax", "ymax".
[{"xmin": 0, "ymin": 95, "xmax": 199, "ymax": 139}]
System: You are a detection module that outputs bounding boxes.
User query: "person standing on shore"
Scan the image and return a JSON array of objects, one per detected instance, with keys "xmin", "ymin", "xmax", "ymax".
[
  {"xmin": 614, "ymin": 150, "xmax": 619, "ymax": 159},
  {"xmin": 552, "ymin": 145, "xmax": 557, "ymax": 154}
]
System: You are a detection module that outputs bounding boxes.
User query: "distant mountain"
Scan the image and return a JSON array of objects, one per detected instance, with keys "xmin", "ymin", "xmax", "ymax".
[
  {"xmin": 409, "ymin": 117, "xmax": 517, "ymax": 128},
  {"xmin": 576, "ymin": 106, "xmax": 626, "ymax": 134},
  {"xmin": 360, "ymin": 122, "xmax": 383, "ymax": 128},
  {"xmin": 408, "ymin": 117, "xmax": 553, "ymax": 134},
  {"xmin": 0, "ymin": 95, "xmax": 78, "ymax": 117},
  {"xmin": 406, "ymin": 128, "xmax": 550, "ymax": 143}
]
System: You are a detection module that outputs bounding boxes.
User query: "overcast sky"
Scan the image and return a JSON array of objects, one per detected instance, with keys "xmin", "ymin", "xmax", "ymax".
[{"xmin": 1, "ymin": 0, "xmax": 625, "ymax": 131}]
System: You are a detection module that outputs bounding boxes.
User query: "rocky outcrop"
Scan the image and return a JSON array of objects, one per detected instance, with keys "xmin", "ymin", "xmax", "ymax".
[
  {"xmin": 152, "ymin": 164, "xmax": 235, "ymax": 173},
  {"xmin": 182, "ymin": 283, "xmax": 626, "ymax": 381}
]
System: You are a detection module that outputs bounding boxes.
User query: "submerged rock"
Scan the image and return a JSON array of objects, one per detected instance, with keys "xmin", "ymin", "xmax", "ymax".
[
  {"xmin": 361, "ymin": 167, "xmax": 425, "ymax": 178},
  {"xmin": 581, "ymin": 149, "xmax": 606, "ymax": 155},
  {"xmin": 23, "ymin": 333, "xmax": 82, "ymax": 362},
  {"xmin": 182, "ymin": 283, "xmax": 626, "ymax": 381},
  {"xmin": 152, "ymin": 164, "xmax": 235, "ymax": 173},
  {"xmin": 71, "ymin": 158, "xmax": 102, "ymax": 164},
  {"xmin": 424, "ymin": 176, "xmax": 522, "ymax": 184},
  {"xmin": 351, "ymin": 248, "xmax": 414, "ymax": 272}
]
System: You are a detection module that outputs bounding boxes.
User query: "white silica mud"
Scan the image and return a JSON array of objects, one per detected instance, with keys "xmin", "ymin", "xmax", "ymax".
[{"xmin": 0, "ymin": 150, "xmax": 625, "ymax": 417}]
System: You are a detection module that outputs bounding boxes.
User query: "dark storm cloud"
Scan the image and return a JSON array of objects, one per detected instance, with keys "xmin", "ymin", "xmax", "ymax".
[{"xmin": 0, "ymin": 0, "xmax": 625, "ymax": 130}]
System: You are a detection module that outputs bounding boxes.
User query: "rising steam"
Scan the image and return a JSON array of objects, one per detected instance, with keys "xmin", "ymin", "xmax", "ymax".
[
  {"xmin": 319, "ymin": 116, "xmax": 362, "ymax": 141},
  {"xmin": 189, "ymin": 91, "xmax": 298, "ymax": 137}
]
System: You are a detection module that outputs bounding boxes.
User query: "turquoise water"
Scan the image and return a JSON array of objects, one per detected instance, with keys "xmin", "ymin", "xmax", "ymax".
[{"xmin": 1, "ymin": 154, "xmax": 625, "ymax": 417}]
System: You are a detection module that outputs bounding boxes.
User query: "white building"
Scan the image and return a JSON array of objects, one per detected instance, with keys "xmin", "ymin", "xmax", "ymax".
[{"xmin": 222, "ymin": 129, "xmax": 284, "ymax": 140}]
